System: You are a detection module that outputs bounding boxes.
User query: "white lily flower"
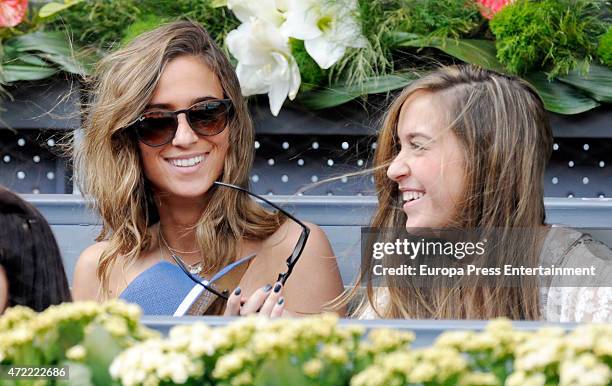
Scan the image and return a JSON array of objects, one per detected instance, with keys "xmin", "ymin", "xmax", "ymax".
[
  {"xmin": 227, "ymin": 19, "xmax": 301, "ymax": 116},
  {"xmin": 227, "ymin": 0, "xmax": 285, "ymax": 27},
  {"xmin": 281, "ymin": 0, "xmax": 368, "ymax": 69}
]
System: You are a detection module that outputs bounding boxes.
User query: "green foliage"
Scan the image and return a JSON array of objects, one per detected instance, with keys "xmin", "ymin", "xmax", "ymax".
[
  {"xmin": 598, "ymin": 27, "xmax": 612, "ymax": 66},
  {"xmin": 290, "ymin": 39, "xmax": 326, "ymax": 91},
  {"xmin": 330, "ymin": 0, "xmax": 483, "ymax": 88},
  {"xmin": 328, "ymin": 1, "xmax": 396, "ymax": 87},
  {"xmin": 48, "ymin": 0, "xmax": 142, "ymax": 51},
  {"xmin": 48, "ymin": 0, "xmax": 240, "ymax": 51},
  {"xmin": 490, "ymin": 0, "xmax": 609, "ymax": 78},
  {"xmin": 138, "ymin": 0, "xmax": 240, "ymax": 44},
  {"xmin": 0, "ymin": 0, "xmax": 83, "ymax": 100},
  {"xmin": 120, "ymin": 14, "xmax": 168, "ymax": 46},
  {"xmin": 393, "ymin": 0, "xmax": 483, "ymax": 39}
]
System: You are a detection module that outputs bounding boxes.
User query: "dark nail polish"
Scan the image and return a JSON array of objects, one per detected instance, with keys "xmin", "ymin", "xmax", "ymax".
[
  {"xmin": 263, "ymin": 284, "xmax": 272, "ymax": 292},
  {"xmin": 234, "ymin": 287, "xmax": 241, "ymax": 296},
  {"xmin": 278, "ymin": 297, "xmax": 285, "ymax": 305},
  {"xmin": 273, "ymin": 283, "xmax": 282, "ymax": 293}
]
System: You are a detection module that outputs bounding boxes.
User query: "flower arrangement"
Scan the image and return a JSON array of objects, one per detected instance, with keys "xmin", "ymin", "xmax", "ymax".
[
  {"xmin": 4, "ymin": 0, "xmax": 612, "ymax": 118},
  {"xmin": 0, "ymin": 0, "xmax": 86, "ymax": 99},
  {"xmin": 0, "ymin": 301, "xmax": 158, "ymax": 385},
  {"xmin": 2, "ymin": 301, "xmax": 611, "ymax": 386},
  {"xmin": 224, "ymin": 0, "xmax": 367, "ymax": 116},
  {"xmin": 218, "ymin": 0, "xmax": 611, "ymax": 116}
]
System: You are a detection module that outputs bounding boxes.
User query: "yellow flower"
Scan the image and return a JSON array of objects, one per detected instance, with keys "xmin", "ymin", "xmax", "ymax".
[
  {"xmin": 379, "ymin": 351, "xmax": 414, "ymax": 377},
  {"xmin": 213, "ymin": 349, "xmax": 254, "ymax": 379},
  {"xmin": 408, "ymin": 362, "xmax": 437, "ymax": 383},
  {"xmin": 560, "ymin": 353, "xmax": 611, "ymax": 386},
  {"xmin": 66, "ymin": 345, "xmax": 87, "ymax": 361},
  {"xmin": 320, "ymin": 344, "xmax": 349, "ymax": 364},
  {"xmin": 0, "ymin": 306, "xmax": 36, "ymax": 330},
  {"xmin": 464, "ymin": 332, "xmax": 498, "ymax": 351},
  {"xmin": 252, "ymin": 331, "xmax": 285, "ymax": 356},
  {"xmin": 303, "ymin": 359, "xmax": 324, "ymax": 377},
  {"xmin": 459, "ymin": 371, "xmax": 500, "ymax": 386},
  {"xmin": 231, "ymin": 371, "xmax": 253, "ymax": 386},
  {"xmin": 594, "ymin": 336, "xmax": 612, "ymax": 357},
  {"xmin": 10, "ymin": 326, "xmax": 34, "ymax": 345},
  {"xmin": 486, "ymin": 318, "xmax": 513, "ymax": 332},
  {"xmin": 101, "ymin": 316, "xmax": 129, "ymax": 337},
  {"xmin": 505, "ymin": 371, "xmax": 546, "ymax": 386},
  {"xmin": 350, "ymin": 366, "xmax": 391, "ymax": 386},
  {"xmin": 515, "ymin": 338, "xmax": 564, "ymax": 372},
  {"xmin": 367, "ymin": 328, "xmax": 415, "ymax": 352}
]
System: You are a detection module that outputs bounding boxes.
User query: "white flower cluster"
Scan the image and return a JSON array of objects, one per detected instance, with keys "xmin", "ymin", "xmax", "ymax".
[
  {"xmin": 351, "ymin": 346, "xmax": 474, "ymax": 386},
  {"xmin": 354, "ymin": 319, "xmax": 612, "ymax": 386},
  {"xmin": 0, "ymin": 300, "xmax": 154, "ymax": 366},
  {"xmin": 225, "ymin": 0, "xmax": 367, "ymax": 116},
  {"xmin": 109, "ymin": 313, "xmax": 365, "ymax": 386},
  {"xmin": 509, "ymin": 323, "xmax": 612, "ymax": 386},
  {"xmin": 109, "ymin": 322, "xmax": 237, "ymax": 386},
  {"xmin": 3, "ymin": 306, "xmax": 611, "ymax": 386},
  {"xmin": 213, "ymin": 313, "xmax": 364, "ymax": 384},
  {"xmin": 110, "ymin": 338, "xmax": 205, "ymax": 386}
]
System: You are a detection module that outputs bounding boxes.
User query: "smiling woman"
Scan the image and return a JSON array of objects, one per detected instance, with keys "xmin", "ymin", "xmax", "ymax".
[
  {"xmin": 343, "ymin": 65, "xmax": 612, "ymax": 322},
  {"xmin": 71, "ymin": 21, "xmax": 344, "ymax": 317}
]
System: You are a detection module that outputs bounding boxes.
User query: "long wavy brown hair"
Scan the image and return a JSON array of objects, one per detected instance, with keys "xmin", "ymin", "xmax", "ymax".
[
  {"xmin": 74, "ymin": 21, "xmax": 284, "ymax": 300},
  {"xmin": 345, "ymin": 65, "xmax": 553, "ymax": 320}
]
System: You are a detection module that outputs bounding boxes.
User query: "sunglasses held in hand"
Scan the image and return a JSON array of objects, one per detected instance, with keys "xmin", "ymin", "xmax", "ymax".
[
  {"xmin": 171, "ymin": 182, "xmax": 310, "ymax": 301},
  {"xmin": 128, "ymin": 99, "xmax": 233, "ymax": 147}
]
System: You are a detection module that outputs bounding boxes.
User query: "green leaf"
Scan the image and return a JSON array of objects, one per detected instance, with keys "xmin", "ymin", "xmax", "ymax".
[
  {"xmin": 394, "ymin": 35, "xmax": 506, "ymax": 72},
  {"xmin": 299, "ymin": 73, "xmax": 418, "ymax": 109},
  {"xmin": 387, "ymin": 32, "xmax": 427, "ymax": 46},
  {"xmin": 254, "ymin": 355, "xmax": 309, "ymax": 386},
  {"xmin": 8, "ymin": 31, "xmax": 73, "ymax": 57},
  {"xmin": 211, "ymin": 0, "xmax": 228, "ymax": 7},
  {"xmin": 39, "ymin": 53, "xmax": 85, "ymax": 75},
  {"xmin": 82, "ymin": 324, "xmax": 123, "ymax": 386},
  {"xmin": 557, "ymin": 64, "xmax": 612, "ymax": 103},
  {"xmin": 38, "ymin": 0, "xmax": 83, "ymax": 19},
  {"xmin": 1, "ymin": 64, "xmax": 57, "ymax": 83},
  {"xmin": 1, "ymin": 44, "xmax": 19, "ymax": 61},
  {"xmin": 10, "ymin": 54, "xmax": 48, "ymax": 67},
  {"xmin": 525, "ymin": 72, "xmax": 600, "ymax": 115}
]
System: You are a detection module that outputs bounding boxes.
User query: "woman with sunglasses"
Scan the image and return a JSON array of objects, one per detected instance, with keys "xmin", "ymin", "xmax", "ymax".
[{"xmin": 72, "ymin": 21, "xmax": 345, "ymax": 316}]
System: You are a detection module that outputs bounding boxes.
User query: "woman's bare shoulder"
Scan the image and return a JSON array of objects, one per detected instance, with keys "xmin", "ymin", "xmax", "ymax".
[
  {"xmin": 72, "ymin": 241, "xmax": 110, "ymax": 301},
  {"xmin": 264, "ymin": 220, "xmax": 330, "ymax": 251},
  {"xmin": 267, "ymin": 220, "xmax": 345, "ymax": 315}
]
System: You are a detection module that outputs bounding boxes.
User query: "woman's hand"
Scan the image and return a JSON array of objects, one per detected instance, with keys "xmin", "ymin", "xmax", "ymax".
[{"xmin": 223, "ymin": 282, "xmax": 285, "ymax": 317}]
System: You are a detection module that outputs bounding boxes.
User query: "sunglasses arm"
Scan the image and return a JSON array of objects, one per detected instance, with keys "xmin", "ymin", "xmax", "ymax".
[{"xmin": 277, "ymin": 227, "xmax": 310, "ymax": 284}]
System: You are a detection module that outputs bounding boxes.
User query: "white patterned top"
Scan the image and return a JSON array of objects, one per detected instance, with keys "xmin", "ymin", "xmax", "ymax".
[{"xmin": 360, "ymin": 226, "xmax": 612, "ymax": 322}]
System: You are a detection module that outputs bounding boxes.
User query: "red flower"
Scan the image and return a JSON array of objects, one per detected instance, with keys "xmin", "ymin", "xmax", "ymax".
[
  {"xmin": 0, "ymin": 0, "xmax": 28, "ymax": 27},
  {"xmin": 476, "ymin": 0, "xmax": 513, "ymax": 19}
]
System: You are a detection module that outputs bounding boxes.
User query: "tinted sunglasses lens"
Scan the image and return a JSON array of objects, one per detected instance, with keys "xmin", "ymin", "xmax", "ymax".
[
  {"xmin": 136, "ymin": 113, "xmax": 177, "ymax": 146},
  {"xmin": 188, "ymin": 101, "xmax": 229, "ymax": 135}
]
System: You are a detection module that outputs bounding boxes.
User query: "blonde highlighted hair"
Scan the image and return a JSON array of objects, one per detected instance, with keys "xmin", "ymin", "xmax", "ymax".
[
  {"xmin": 75, "ymin": 21, "xmax": 284, "ymax": 301},
  {"xmin": 346, "ymin": 65, "xmax": 553, "ymax": 320}
]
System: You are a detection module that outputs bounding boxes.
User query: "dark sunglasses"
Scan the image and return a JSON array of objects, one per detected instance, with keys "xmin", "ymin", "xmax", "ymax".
[
  {"xmin": 171, "ymin": 181, "xmax": 310, "ymax": 301},
  {"xmin": 129, "ymin": 99, "xmax": 233, "ymax": 147}
]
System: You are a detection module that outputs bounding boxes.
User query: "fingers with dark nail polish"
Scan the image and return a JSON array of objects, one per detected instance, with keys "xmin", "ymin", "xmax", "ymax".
[
  {"xmin": 263, "ymin": 284, "xmax": 272, "ymax": 292},
  {"xmin": 273, "ymin": 283, "xmax": 282, "ymax": 293}
]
